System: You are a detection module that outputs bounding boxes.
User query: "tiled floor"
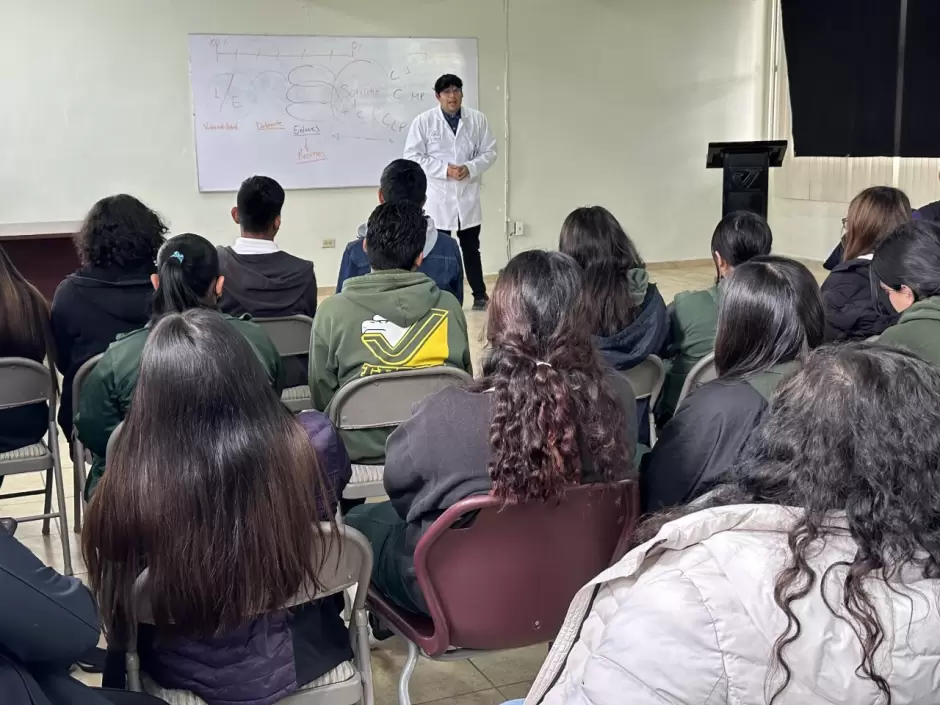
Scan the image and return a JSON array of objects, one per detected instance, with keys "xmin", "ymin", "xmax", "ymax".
[{"xmin": 0, "ymin": 261, "xmax": 825, "ymax": 704}]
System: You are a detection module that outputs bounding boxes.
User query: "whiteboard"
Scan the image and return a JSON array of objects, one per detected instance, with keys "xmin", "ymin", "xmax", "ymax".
[{"xmin": 188, "ymin": 34, "xmax": 479, "ymax": 192}]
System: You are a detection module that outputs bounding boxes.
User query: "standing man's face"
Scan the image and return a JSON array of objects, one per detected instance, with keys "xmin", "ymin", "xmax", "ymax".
[{"xmin": 436, "ymin": 86, "xmax": 463, "ymax": 115}]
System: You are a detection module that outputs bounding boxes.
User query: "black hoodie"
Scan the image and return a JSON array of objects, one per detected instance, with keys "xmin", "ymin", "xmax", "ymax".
[
  {"xmin": 50, "ymin": 265, "xmax": 154, "ymax": 439},
  {"xmin": 217, "ymin": 246, "xmax": 317, "ymax": 388}
]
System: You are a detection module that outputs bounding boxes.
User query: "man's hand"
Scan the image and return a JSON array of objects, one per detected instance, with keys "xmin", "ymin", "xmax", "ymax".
[
  {"xmin": 456, "ymin": 165, "xmax": 470, "ymax": 180},
  {"xmin": 447, "ymin": 163, "xmax": 461, "ymax": 179}
]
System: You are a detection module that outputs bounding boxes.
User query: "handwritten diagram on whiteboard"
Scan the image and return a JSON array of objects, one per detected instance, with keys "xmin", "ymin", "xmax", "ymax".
[{"xmin": 188, "ymin": 34, "xmax": 479, "ymax": 192}]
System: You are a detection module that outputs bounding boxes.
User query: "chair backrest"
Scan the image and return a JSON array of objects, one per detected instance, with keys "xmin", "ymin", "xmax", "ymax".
[
  {"xmin": 676, "ymin": 352, "xmax": 717, "ymax": 410},
  {"xmin": 254, "ymin": 316, "xmax": 314, "ymax": 358},
  {"xmin": 0, "ymin": 357, "xmax": 55, "ymax": 412},
  {"xmin": 622, "ymin": 355, "xmax": 665, "ymax": 403},
  {"xmin": 72, "ymin": 353, "xmax": 104, "ymax": 419},
  {"xmin": 327, "ymin": 367, "xmax": 473, "ymax": 431},
  {"xmin": 414, "ymin": 481, "xmax": 640, "ymax": 654}
]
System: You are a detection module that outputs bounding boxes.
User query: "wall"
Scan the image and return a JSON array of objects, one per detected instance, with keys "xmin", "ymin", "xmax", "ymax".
[{"xmin": 1, "ymin": 0, "xmax": 769, "ymax": 281}]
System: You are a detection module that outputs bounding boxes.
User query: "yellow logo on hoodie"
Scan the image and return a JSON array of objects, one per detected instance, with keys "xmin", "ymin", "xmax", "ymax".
[{"xmin": 360, "ymin": 309, "xmax": 450, "ymax": 376}]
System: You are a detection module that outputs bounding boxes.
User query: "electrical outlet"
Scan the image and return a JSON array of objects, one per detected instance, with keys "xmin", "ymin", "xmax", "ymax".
[
  {"xmin": 322, "ymin": 238, "xmax": 336, "ymax": 249},
  {"xmin": 513, "ymin": 221, "xmax": 525, "ymax": 237}
]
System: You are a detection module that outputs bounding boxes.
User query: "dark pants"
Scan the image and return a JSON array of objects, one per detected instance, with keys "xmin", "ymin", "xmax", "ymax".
[
  {"xmin": 345, "ymin": 501, "xmax": 429, "ymax": 616},
  {"xmin": 440, "ymin": 226, "xmax": 486, "ymax": 301}
]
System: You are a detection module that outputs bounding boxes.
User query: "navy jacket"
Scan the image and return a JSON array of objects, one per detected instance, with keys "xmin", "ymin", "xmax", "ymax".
[
  {"xmin": 106, "ymin": 410, "xmax": 354, "ymax": 705},
  {"xmin": 336, "ymin": 217, "xmax": 464, "ymax": 304}
]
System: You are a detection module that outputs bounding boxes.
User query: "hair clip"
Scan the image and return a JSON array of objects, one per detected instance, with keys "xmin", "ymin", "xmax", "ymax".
[
  {"xmin": 535, "ymin": 361, "xmax": 553, "ymax": 368},
  {"xmin": 171, "ymin": 251, "xmax": 184, "ymax": 263}
]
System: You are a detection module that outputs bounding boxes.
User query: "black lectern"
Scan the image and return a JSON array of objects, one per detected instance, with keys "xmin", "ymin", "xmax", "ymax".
[{"xmin": 706, "ymin": 141, "xmax": 788, "ymax": 219}]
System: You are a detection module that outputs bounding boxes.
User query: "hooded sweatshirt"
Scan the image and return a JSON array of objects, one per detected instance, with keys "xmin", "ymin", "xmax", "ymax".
[
  {"xmin": 594, "ymin": 269, "xmax": 669, "ymax": 446},
  {"xmin": 50, "ymin": 264, "xmax": 155, "ymax": 439},
  {"xmin": 878, "ymin": 296, "xmax": 940, "ymax": 367},
  {"xmin": 310, "ymin": 270, "xmax": 472, "ymax": 463},
  {"xmin": 335, "ymin": 217, "xmax": 465, "ymax": 304}
]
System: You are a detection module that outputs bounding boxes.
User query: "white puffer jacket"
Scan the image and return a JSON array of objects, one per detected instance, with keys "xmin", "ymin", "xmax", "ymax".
[{"xmin": 527, "ymin": 504, "xmax": 940, "ymax": 705}]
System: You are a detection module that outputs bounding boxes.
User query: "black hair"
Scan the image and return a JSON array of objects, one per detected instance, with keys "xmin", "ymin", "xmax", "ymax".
[
  {"xmin": 76, "ymin": 194, "xmax": 168, "ymax": 270},
  {"xmin": 479, "ymin": 250, "xmax": 634, "ymax": 503},
  {"xmin": 711, "ymin": 211, "xmax": 773, "ymax": 276},
  {"xmin": 380, "ymin": 159, "xmax": 428, "ymax": 206},
  {"xmin": 872, "ymin": 219, "xmax": 940, "ymax": 301},
  {"xmin": 152, "ymin": 233, "xmax": 220, "ymax": 318},
  {"xmin": 365, "ymin": 202, "xmax": 427, "ymax": 271},
  {"xmin": 640, "ymin": 343, "xmax": 940, "ymax": 704},
  {"xmin": 434, "ymin": 74, "xmax": 463, "ymax": 94},
  {"xmin": 237, "ymin": 176, "xmax": 285, "ymax": 235},
  {"xmin": 558, "ymin": 206, "xmax": 646, "ymax": 337},
  {"xmin": 715, "ymin": 256, "xmax": 824, "ymax": 378}
]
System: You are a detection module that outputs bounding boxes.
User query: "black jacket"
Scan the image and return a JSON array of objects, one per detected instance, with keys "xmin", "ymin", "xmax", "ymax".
[
  {"xmin": 0, "ymin": 529, "xmax": 110, "ymax": 705},
  {"xmin": 640, "ymin": 362, "xmax": 799, "ymax": 512},
  {"xmin": 821, "ymin": 258, "xmax": 898, "ymax": 342},
  {"xmin": 217, "ymin": 247, "xmax": 317, "ymax": 388},
  {"xmin": 50, "ymin": 265, "xmax": 154, "ymax": 439}
]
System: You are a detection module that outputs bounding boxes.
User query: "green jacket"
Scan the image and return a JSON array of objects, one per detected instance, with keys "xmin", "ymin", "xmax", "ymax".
[
  {"xmin": 878, "ymin": 296, "xmax": 940, "ymax": 367},
  {"xmin": 75, "ymin": 313, "xmax": 283, "ymax": 497},
  {"xmin": 311, "ymin": 270, "xmax": 472, "ymax": 463},
  {"xmin": 658, "ymin": 284, "xmax": 720, "ymax": 420}
]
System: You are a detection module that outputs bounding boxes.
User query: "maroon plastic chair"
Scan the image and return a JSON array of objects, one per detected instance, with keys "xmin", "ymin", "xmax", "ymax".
[{"xmin": 367, "ymin": 481, "xmax": 640, "ymax": 705}]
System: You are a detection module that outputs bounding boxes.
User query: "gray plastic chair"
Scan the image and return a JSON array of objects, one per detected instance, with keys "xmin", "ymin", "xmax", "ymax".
[
  {"xmin": 256, "ymin": 315, "xmax": 314, "ymax": 413},
  {"xmin": 676, "ymin": 352, "xmax": 718, "ymax": 411},
  {"xmin": 326, "ymin": 367, "xmax": 474, "ymax": 500},
  {"xmin": 622, "ymin": 355, "xmax": 666, "ymax": 446},
  {"xmin": 0, "ymin": 357, "xmax": 72, "ymax": 574},
  {"xmin": 70, "ymin": 352, "xmax": 103, "ymax": 533},
  {"xmin": 124, "ymin": 523, "xmax": 375, "ymax": 705}
]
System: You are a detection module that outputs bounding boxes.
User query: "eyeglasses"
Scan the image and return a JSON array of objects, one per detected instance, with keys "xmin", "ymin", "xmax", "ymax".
[{"xmin": 439, "ymin": 87, "xmax": 462, "ymax": 96}]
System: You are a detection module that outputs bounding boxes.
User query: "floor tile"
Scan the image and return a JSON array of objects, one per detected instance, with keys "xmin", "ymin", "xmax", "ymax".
[
  {"xmin": 469, "ymin": 644, "xmax": 548, "ymax": 688},
  {"xmin": 497, "ymin": 681, "xmax": 533, "ymax": 701},
  {"xmin": 370, "ymin": 636, "xmax": 492, "ymax": 705},
  {"xmin": 417, "ymin": 688, "xmax": 505, "ymax": 705}
]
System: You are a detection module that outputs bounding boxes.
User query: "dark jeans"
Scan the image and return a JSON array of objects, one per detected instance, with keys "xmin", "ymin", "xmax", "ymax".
[
  {"xmin": 440, "ymin": 226, "xmax": 486, "ymax": 301},
  {"xmin": 345, "ymin": 501, "xmax": 429, "ymax": 616}
]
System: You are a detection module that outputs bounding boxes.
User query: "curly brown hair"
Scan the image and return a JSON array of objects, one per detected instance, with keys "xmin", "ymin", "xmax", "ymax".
[
  {"xmin": 76, "ymin": 194, "xmax": 168, "ymax": 269},
  {"xmin": 477, "ymin": 250, "xmax": 634, "ymax": 503}
]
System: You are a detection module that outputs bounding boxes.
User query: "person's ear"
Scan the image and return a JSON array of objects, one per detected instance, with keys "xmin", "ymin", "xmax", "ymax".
[
  {"xmin": 231, "ymin": 206, "xmax": 240, "ymax": 225},
  {"xmin": 378, "ymin": 188, "xmax": 385, "ymax": 205},
  {"xmin": 421, "ymin": 196, "xmax": 427, "ymax": 208},
  {"xmin": 273, "ymin": 215, "xmax": 281, "ymax": 235},
  {"xmin": 362, "ymin": 239, "xmax": 368, "ymax": 253},
  {"xmin": 150, "ymin": 273, "xmax": 159, "ymax": 291},
  {"xmin": 215, "ymin": 275, "xmax": 225, "ymax": 297},
  {"xmin": 413, "ymin": 252, "xmax": 425, "ymax": 271},
  {"xmin": 714, "ymin": 251, "xmax": 731, "ymax": 278}
]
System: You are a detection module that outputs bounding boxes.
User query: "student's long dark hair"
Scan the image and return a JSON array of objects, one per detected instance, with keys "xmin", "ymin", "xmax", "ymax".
[
  {"xmin": 872, "ymin": 220, "xmax": 940, "ymax": 300},
  {"xmin": 559, "ymin": 206, "xmax": 646, "ymax": 337},
  {"xmin": 842, "ymin": 186, "xmax": 911, "ymax": 261},
  {"xmin": 714, "ymin": 256, "xmax": 824, "ymax": 378},
  {"xmin": 82, "ymin": 309, "xmax": 334, "ymax": 640},
  {"xmin": 478, "ymin": 250, "xmax": 633, "ymax": 503},
  {"xmin": 639, "ymin": 343, "xmax": 940, "ymax": 704},
  {"xmin": 152, "ymin": 233, "xmax": 220, "ymax": 318},
  {"xmin": 0, "ymin": 246, "xmax": 54, "ymax": 365}
]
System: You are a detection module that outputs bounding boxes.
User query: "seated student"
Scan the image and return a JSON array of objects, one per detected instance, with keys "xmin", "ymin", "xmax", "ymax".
[
  {"xmin": 822, "ymin": 185, "xmax": 911, "ymax": 341},
  {"xmin": 76, "ymin": 233, "xmax": 282, "ymax": 497},
  {"xmin": 528, "ymin": 344, "xmax": 940, "ymax": 705},
  {"xmin": 311, "ymin": 201, "xmax": 471, "ymax": 464},
  {"xmin": 0, "ymin": 520, "xmax": 166, "ymax": 705},
  {"xmin": 872, "ymin": 220, "xmax": 940, "ymax": 366},
  {"xmin": 218, "ymin": 175, "xmax": 317, "ymax": 388},
  {"xmin": 345, "ymin": 250, "xmax": 638, "ymax": 616},
  {"xmin": 0, "ymin": 247, "xmax": 54, "ymax": 457},
  {"xmin": 641, "ymin": 256, "xmax": 824, "ymax": 511},
  {"xmin": 558, "ymin": 206, "xmax": 667, "ymax": 446},
  {"xmin": 51, "ymin": 195, "xmax": 166, "ymax": 440},
  {"xmin": 83, "ymin": 309, "xmax": 351, "ymax": 705},
  {"xmin": 657, "ymin": 211, "xmax": 772, "ymax": 422},
  {"xmin": 335, "ymin": 159, "xmax": 464, "ymax": 304}
]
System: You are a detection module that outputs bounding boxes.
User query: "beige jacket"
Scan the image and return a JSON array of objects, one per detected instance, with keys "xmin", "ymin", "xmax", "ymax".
[{"xmin": 527, "ymin": 504, "xmax": 940, "ymax": 705}]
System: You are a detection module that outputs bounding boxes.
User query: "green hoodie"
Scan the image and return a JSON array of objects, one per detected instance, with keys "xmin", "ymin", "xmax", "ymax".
[
  {"xmin": 878, "ymin": 296, "xmax": 940, "ymax": 367},
  {"xmin": 310, "ymin": 270, "xmax": 472, "ymax": 463},
  {"xmin": 75, "ymin": 313, "xmax": 283, "ymax": 498}
]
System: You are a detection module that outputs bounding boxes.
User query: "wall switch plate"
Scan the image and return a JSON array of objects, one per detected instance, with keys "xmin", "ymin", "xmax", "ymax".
[
  {"xmin": 513, "ymin": 221, "xmax": 525, "ymax": 236},
  {"xmin": 322, "ymin": 238, "xmax": 336, "ymax": 249}
]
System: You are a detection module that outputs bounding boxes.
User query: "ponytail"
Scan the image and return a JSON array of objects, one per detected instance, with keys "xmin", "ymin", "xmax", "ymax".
[{"xmin": 152, "ymin": 234, "xmax": 220, "ymax": 319}]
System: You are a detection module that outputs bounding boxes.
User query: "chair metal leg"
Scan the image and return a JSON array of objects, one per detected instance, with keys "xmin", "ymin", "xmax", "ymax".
[
  {"xmin": 398, "ymin": 640, "xmax": 419, "ymax": 705},
  {"xmin": 41, "ymin": 468, "xmax": 53, "ymax": 535},
  {"xmin": 73, "ymin": 444, "xmax": 84, "ymax": 533},
  {"xmin": 354, "ymin": 607, "xmax": 374, "ymax": 705},
  {"xmin": 50, "ymin": 448, "xmax": 72, "ymax": 576}
]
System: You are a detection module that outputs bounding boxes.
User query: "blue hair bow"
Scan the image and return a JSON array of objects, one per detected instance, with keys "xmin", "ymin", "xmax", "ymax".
[{"xmin": 171, "ymin": 251, "xmax": 184, "ymax": 263}]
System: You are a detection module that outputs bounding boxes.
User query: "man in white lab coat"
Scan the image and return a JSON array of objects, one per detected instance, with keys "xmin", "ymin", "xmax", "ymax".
[{"xmin": 404, "ymin": 74, "xmax": 498, "ymax": 310}]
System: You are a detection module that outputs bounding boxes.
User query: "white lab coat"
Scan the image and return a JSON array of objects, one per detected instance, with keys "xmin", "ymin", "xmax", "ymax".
[{"xmin": 403, "ymin": 106, "xmax": 498, "ymax": 232}]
